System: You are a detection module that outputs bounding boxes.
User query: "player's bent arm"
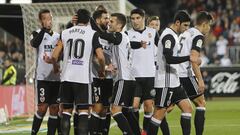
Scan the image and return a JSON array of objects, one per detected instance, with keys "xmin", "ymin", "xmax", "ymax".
[
  {"xmin": 30, "ymin": 29, "xmax": 46, "ymax": 48},
  {"xmin": 162, "ymin": 34, "xmax": 189, "ymax": 64},
  {"xmin": 52, "ymin": 40, "xmax": 63, "ymax": 63},
  {"xmin": 95, "ymin": 48, "xmax": 106, "ymax": 78}
]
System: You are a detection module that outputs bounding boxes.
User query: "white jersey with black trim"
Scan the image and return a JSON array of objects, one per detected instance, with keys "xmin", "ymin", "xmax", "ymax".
[
  {"xmin": 179, "ymin": 27, "xmax": 204, "ymax": 77},
  {"xmin": 127, "ymin": 27, "xmax": 156, "ymax": 77},
  {"xmin": 33, "ymin": 29, "xmax": 60, "ymax": 81},
  {"xmin": 60, "ymin": 25, "xmax": 97, "ymax": 84},
  {"xmin": 112, "ymin": 32, "xmax": 135, "ymax": 82},
  {"xmin": 155, "ymin": 28, "xmax": 180, "ymax": 88}
]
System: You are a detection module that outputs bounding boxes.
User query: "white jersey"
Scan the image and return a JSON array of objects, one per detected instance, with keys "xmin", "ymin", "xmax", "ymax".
[
  {"xmin": 179, "ymin": 27, "xmax": 204, "ymax": 77},
  {"xmin": 155, "ymin": 28, "xmax": 180, "ymax": 88},
  {"xmin": 127, "ymin": 27, "xmax": 157, "ymax": 77},
  {"xmin": 92, "ymin": 37, "xmax": 113, "ymax": 79},
  {"xmin": 61, "ymin": 25, "xmax": 101, "ymax": 84},
  {"xmin": 32, "ymin": 29, "xmax": 60, "ymax": 81},
  {"xmin": 112, "ymin": 32, "xmax": 135, "ymax": 82}
]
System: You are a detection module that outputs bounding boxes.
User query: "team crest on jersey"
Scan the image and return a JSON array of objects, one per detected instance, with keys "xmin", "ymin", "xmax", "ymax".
[
  {"xmin": 132, "ymin": 35, "xmax": 136, "ymax": 39},
  {"xmin": 150, "ymin": 89, "xmax": 156, "ymax": 97},
  {"xmin": 196, "ymin": 39, "xmax": 203, "ymax": 48},
  {"xmin": 165, "ymin": 40, "xmax": 172, "ymax": 49},
  {"xmin": 40, "ymin": 97, "xmax": 45, "ymax": 102},
  {"xmin": 148, "ymin": 33, "xmax": 152, "ymax": 38}
]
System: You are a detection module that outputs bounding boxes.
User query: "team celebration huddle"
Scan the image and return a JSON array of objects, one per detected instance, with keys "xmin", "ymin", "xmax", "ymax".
[{"xmin": 30, "ymin": 4, "xmax": 213, "ymax": 135}]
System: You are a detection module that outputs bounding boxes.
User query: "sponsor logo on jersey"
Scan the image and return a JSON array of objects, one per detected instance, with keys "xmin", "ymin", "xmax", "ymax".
[{"xmin": 72, "ymin": 60, "xmax": 84, "ymax": 65}]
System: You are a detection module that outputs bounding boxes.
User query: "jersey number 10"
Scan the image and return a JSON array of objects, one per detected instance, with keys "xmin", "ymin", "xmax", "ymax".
[{"xmin": 67, "ymin": 38, "xmax": 85, "ymax": 59}]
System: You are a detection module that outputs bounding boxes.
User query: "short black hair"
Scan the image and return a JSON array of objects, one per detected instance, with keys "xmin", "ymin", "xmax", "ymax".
[
  {"xmin": 38, "ymin": 9, "xmax": 50, "ymax": 20},
  {"xmin": 92, "ymin": 10, "xmax": 108, "ymax": 21},
  {"xmin": 130, "ymin": 8, "xmax": 145, "ymax": 17},
  {"xmin": 111, "ymin": 13, "xmax": 126, "ymax": 29},
  {"xmin": 196, "ymin": 11, "xmax": 213, "ymax": 25},
  {"xmin": 77, "ymin": 9, "xmax": 91, "ymax": 24},
  {"xmin": 173, "ymin": 10, "xmax": 191, "ymax": 23}
]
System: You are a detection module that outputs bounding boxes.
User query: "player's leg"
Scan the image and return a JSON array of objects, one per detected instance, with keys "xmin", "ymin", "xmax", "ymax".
[
  {"xmin": 90, "ymin": 78, "xmax": 103, "ymax": 135},
  {"xmin": 110, "ymin": 80, "xmax": 134, "ymax": 135},
  {"xmin": 132, "ymin": 80, "xmax": 142, "ymax": 122},
  {"xmin": 60, "ymin": 81, "xmax": 74, "ymax": 135},
  {"xmin": 31, "ymin": 80, "xmax": 49, "ymax": 135},
  {"xmin": 74, "ymin": 83, "xmax": 92, "ymax": 135},
  {"xmin": 99, "ymin": 79, "xmax": 113, "ymax": 135},
  {"xmin": 160, "ymin": 104, "xmax": 175, "ymax": 135},
  {"xmin": 47, "ymin": 81, "xmax": 61, "ymax": 135},
  {"xmin": 181, "ymin": 76, "xmax": 206, "ymax": 135},
  {"xmin": 192, "ymin": 95, "xmax": 206, "ymax": 135},
  {"xmin": 147, "ymin": 87, "xmax": 170, "ymax": 135},
  {"xmin": 175, "ymin": 86, "xmax": 193, "ymax": 135}
]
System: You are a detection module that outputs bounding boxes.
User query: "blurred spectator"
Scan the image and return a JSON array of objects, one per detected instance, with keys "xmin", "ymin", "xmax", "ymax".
[
  {"xmin": 202, "ymin": 71, "xmax": 212, "ymax": 101},
  {"xmin": 200, "ymin": 50, "xmax": 209, "ymax": 67},
  {"xmin": 216, "ymin": 35, "xmax": 228, "ymax": 59},
  {"xmin": 1, "ymin": 58, "xmax": 17, "ymax": 85},
  {"xmin": 220, "ymin": 54, "xmax": 232, "ymax": 66}
]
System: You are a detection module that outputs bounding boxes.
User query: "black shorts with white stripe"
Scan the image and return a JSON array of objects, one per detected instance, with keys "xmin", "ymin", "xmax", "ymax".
[
  {"xmin": 60, "ymin": 81, "xmax": 92, "ymax": 110},
  {"xmin": 154, "ymin": 86, "xmax": 188, "ymax": 108},
  {"xmin": 36, "ymin": 80, "xmax": 60, "ymax": 105},
  {"xmin": 180, "ymin": 76, "xmax": 203, "ymax": 100},
  {"xmin": 111, "ymin": 80, "xmax": 136, "ymax": 108}
]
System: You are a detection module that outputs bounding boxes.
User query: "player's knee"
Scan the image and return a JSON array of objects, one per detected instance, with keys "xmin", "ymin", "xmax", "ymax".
[
  {"xmin": 133, "ymin": 99, "xmax": 140, "ymax": 109},
  {"xmin": 194, "ymin": 97, "xmax": 206, "ymax": 107},
  {"xmin": 111, "ymin": 105, "xmax": 121, "ymax": 115},
  {"xmin": 49, "ymin": 104, "xmax": 59, "ymax": 115},
  {"xmin": 37, "ymin": 103, "xmax": 48, "ymax": 114},
  {"xmin": 144, "ymin": 100, "xmax": 153, "ymax": 112}
]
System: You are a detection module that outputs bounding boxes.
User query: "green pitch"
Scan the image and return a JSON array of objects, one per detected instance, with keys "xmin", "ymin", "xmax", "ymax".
[{"xmin": 1, "ymin": 98, "xmax": 240, "ymax": 135}]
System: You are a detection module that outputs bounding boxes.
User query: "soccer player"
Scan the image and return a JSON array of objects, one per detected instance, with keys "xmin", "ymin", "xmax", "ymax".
[
  {"xmin": 147, "ymin": 10, "xmax": 195, "ymax": 135},
  {"xmin": 147, "ymin": 16, "xmax": 161, "ymax": 32},
  {"xmin": 45, "ymin": 9, "xmax": 105, "ymax": 135},
  {"xmin": 127, "ymin": 8, "xmax": 159, "ymax": 134},
  {"xmin": 89, "ymin": 9, "xmax": 113, "ymax": 135},
  {"xmin": 178, "ymin": 11, "xmax": 213, "ymax": 135},
  {"xmin": 95, "ymin": 13, "xmax": 141, "ymax": 135},
  {"xmin": 30, "ymin": 9, "xmax": 61, "ymax": 135},
  {"xmin": 147, "ymin": 15, "xmax": 171, "ymax": 135}
]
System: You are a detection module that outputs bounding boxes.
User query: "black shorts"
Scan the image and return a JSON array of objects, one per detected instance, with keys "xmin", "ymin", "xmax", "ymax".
[
  {"xmin": 180, "ymin": 76, "xmax": 202, "ymax": 100},
  {"xmin": 134, "ymin": 77, "xmax": 155, "ymax": 100},
  {"xmin": 111, "ymin": 80, "xmax": 136, "ymax": 108},
  {"xmin": 154, "ymin": 86, "xmax": 188, "ymax": 108},
  {"xmin": 36, "ymin": 80, "xmax": 60, "ymax": 105},
  {"xmin": 60, "ymin": 81, "xmax": 92, "ymax": 110},
  {"xmin": 92, "ymin": 78, "xmax": 113, "ymax": 107}
]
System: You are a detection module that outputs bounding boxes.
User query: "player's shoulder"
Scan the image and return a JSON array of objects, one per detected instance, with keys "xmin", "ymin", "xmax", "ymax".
[
  {"xmin": 161, "ymin": 28, "xmax": 176, "ymax": 38},
  {"xmin": 188, "ymin": 27, "xmax": 203, "ymax": 37}
]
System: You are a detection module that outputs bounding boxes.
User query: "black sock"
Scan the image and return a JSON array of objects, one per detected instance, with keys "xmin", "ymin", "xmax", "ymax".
[
  {"xmin": 195, "ymin": 107, "xmax": 205, "ymax": 135},
  {"xmin": 134, "ymin": 108, "xmax": 140, "ymax": 123},
  {"xmin": 143, "ymin": 112, "xmax": 152, "ymax": 131},
  {"xmin": 160, "ymin": 117, "xmax": 170, "ymax": 135},
  {"xmin": 122, "ymin": 108, "xmax": 141, "ymax": 135},
  {"xmin": 47, "ymin": 115, "xmax": 58, "ymax": 135},
  {"xmin": 78, "ymin": 112, "xmax": 89, "ymax": 135},
  {"xmin": 112, "ymin": 112, "xmax": 133, "ymax": 135},
  {"xmin": 73, "ymin": 112, "xmax": 79, "ymax": 135},
  {"xmin": 181, "ymin": 113, "xmax": 192, "ymax": 135},
  {"xmin": 89, "ymin": 112, "xmax": 101, "ymax": 135},
  {"xmin": 102, "ymin": 112, "xmax": 111, "ymax": 135},
  {"xmin": 61, "ymin": 112, "xmax": 71, "ymax": 135},
  {"xmin": 147, "ymin": 117, "xmax": 161, "ymax": 135},
  {"xmin": 31, "ymin": 112, "xmax": 44, "ymax": 135},
  {"xmin": 57, "ymin": 114, "xmax": 62, "ymax": 135}
]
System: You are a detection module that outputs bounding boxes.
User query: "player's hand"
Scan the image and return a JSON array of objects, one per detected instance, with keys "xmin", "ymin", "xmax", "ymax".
[
  {"xmin": 72, "ymin": 15, "xmax": 78, "ymax": 26},
  {"xmin": 198, "ymin": 79, "xmax": 205, "ymax": 94},
  {"xmin": 53, "ymin": 63, "xmax": 61, "ymax": 74},
  {"xmin": 98, "ymin": 70, "xmax": 105, "ymax": 80},
  {"xmin": 141, "ymin": 41, "xmax": 147, "ymax": 49},
  {"xmin": 43, "ymin": 53, "xmax": 53, "ymax": 64},
  {"xmin": 190, "ymin": 55, "xmax": 201, "ymax": 65},
  {"xmin": 105, "ymin": 64, "xmax": 114, "ymax": 72}
]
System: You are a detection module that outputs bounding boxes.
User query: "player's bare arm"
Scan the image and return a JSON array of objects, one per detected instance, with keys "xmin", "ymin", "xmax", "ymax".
[
  {"xmin": 95, "ymin": 48, "xmax": 105, "ymax": 79},
  {"xmin": 191, "ymin": 50, "xmax": 205, "ymax": 93}
]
